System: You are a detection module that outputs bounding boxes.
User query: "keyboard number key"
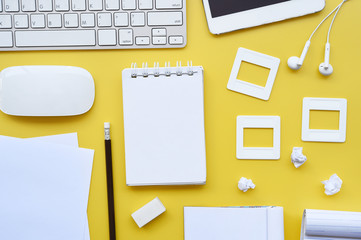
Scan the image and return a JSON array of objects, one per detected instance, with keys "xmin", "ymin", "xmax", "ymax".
[
  {"xmin": 64, "ymin": 13, "xmax": 78, "ymax": 28},
  {"xmin": 14, "ymin": 14, "xmax": 29, "ymax": 28},
  {"xmin": 119, "ymin": 29, "xmax": 133, "ymax": 45},
  {"xmin": 98, "ymin": 29, "xmax": 116, "ymax": 46},
  {"xmin": 0, "ymin": 31, "xmax": 13, "ymax": 47},
  {"xmin": 81, "ymin": 13, "xmax": 95, "ymax": 27},
  {"xmin": 131, "ymin": 12, "xmax": 144, "ymax": 27},
  {"xmin": 5, "ymin": 0, "xmax": 20, "ymax": 12},
  {"xmin": 97, "ymin": 12, "xmax": 111, "ymax": 27},
  {"xmin": 0, "ymin": 15, "xmax": 12, "ymax": 29},
  {"xmin": 31, "ymin": 14, "xmax": 45, "ymax": 28},
  {"xmin": 38, "ymin": 0, "xmax": 53, "ymax": 12},
  {"xmin": 152, "ymin": 36, "xmax": 166, "ymax": 45},
  {"xmin": 48, "ymin": 14, "xmax": 62, "ymax": 28},
  {"xmin": 138, "ymin": 0, "xmax": 152, "ymax": 10},
  {"xmin": 114, "ymin": 12, "xmax": 128, "ymax": 27},
  {"xmin": 122, "ymin": 0, "xmax": 135, "ymax": 10}
]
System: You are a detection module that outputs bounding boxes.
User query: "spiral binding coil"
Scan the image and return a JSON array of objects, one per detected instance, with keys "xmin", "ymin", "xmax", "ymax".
[{"xmin": 131, "ymin": 61, "xmax": 195, "ymax": 78}]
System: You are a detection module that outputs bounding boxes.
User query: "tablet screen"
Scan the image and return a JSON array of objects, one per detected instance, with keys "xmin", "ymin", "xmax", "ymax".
[{"xmin": 208, "ymin": 0, "xmax": 291, "ymax": 18}]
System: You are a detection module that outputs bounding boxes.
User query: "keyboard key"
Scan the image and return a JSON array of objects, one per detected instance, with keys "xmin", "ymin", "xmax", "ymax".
[
  {"xmin": 138, "ymin": 0, "xmax": 152, "ymax": 10},
  {"xmin": 118, "ymin": 29, "xmax": 133, "ymax": 45},
  {"xmin": 64, "ymin": 13, "xmax": 78, "ymax": 28},
  {"xmin": 0, "ymin": 31, "xmax": 13, "ymax": 47},
  {"xmin": 148, "ymin": 11, "xmax": 182, "ymax": 26},
  {"xmin": 0, "ymin": 14, "xmax": 12, "ymax": 28},
  {"xmin": 135, "ymin": 36, "xmax": 149, "ymax": 45},
  {"xmin": 38, "ymin": 0, "xmax": 53, "ymax": 11},
  {"xmin": 89, "ymin": 0, "xmax": 102, "ymax": 10},
  {"xmin": 0, "ymin": 0, "xmax": 2, "ymax": 12},
  {"xmin": 15, "ymin": 30, "xmax": 96, "ymax": 46},
  {"xmin": 72, "ymin": 0, "xmax": 86, "ymax": 11},
  {"xmin": 155, "ymin": 0, "xmax": 182, "ymax": 9},
  {"xmin": 21, "ymin": 0, "xmax": 36, "ymax": 12},
  {"xmin": 114, "ymin": 12, "xmax": 128, "ymax": 27},
  {"xmin": 97, "ymin": 12, "xmax": 111, "ymax": 27},
  {"xmin": 98, "ymin": 29, "xmax": 116, "ymax": 46},
  {"xmin": 169, "ymin": 35, "xmax": 183, "ymax": 45},
  {"xmin": 81, "ymin": 13, "xmax": 95, "ymax": 27},
  {"xmin": 152, "ymin": 36, "xmax": 166, "ymax": 45},
  {"xmin": 4, "ymin": 0, "xmax": 20, "ymax": 12},
  {"xmin": 48, "ymin": 14, "xmax": 62, "ymax": 27},
  {"xmin": 105, "ymin": 0, "xmax": 119, "ymax": 10},
  {"xmin": 122, "ymin": 0, "xmax": 135, "ymax": 10},
  {"xmin": 131, "ymin": 12, "xmax": 144, "ymax": 27},
  {"xmin": 14, "ymin": 14, "xmax": 29, "ymax": 28},
  {"xmin": 31, "ymin": 14, "xmax": 45, "ymax": 28},
  {"xmin": 152, "ymin": 28, "xmax": 166, "ymax": 36},
  {"xmin": 55, "ymin": 0, "xmax": 70, "ymax": 11}
]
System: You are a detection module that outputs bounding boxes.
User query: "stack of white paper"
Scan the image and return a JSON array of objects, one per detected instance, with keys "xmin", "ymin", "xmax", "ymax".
[
  {"xmin": 184, "ymin": 206, "xmax": 284, "ymax": 240},
  {"xmin": 0, "ymin": 133, "xmax": 94, "ymax": 240},
  {"xmin": 301, "ymin": 209, "xmax": 361, "ymax": 240}
]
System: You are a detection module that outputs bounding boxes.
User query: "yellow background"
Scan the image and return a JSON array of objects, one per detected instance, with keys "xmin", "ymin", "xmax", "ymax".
[{"xmin": 1, "ymin": 0, "xmax": 361, "ymax": 239}]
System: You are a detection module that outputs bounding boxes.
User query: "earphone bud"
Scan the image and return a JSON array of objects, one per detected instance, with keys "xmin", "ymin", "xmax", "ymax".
[
  {"xmin": 319, "ymin": 43, "xmax": 333, "ymax": 76},
  {"xmin": 287, "ymin": 0, "xmax": 348, "ymax": 76},
  {"xmin": 288, "ymin": 40, "xmax": 311, "ymax": 70}
]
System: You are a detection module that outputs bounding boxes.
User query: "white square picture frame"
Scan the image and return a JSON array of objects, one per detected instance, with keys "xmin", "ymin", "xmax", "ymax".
[
  {"xmin": 237, "ymin": 116, "xmax": 281, "ymax": 160},
  {"xmin": 302, "ymin": 97, "xmax": 347, "ymax": 142},
  {"xmin": 227, "ymin": 48, "xmax": 280, "ymax": 101}
]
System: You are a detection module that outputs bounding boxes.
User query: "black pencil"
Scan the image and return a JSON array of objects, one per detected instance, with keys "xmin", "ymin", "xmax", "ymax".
[{"xmin": 104, "ymin": 122, "xmax": 116, "ymax": 240}]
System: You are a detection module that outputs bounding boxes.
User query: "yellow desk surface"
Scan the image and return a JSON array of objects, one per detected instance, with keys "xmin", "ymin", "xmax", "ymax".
[{"xmin": 1, "ymin": 0, "xmax": 361, "ymax": 239}]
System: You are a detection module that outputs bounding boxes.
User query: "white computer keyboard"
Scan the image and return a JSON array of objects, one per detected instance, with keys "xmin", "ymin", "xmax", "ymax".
[{"xmin": 0, "ymin": 0, "xmax": 186, "ymax": 51}]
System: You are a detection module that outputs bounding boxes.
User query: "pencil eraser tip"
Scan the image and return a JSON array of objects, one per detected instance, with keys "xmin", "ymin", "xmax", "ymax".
[{"xmin": 104, "ymin": 122, "xmax": 110, "ymax": 128}]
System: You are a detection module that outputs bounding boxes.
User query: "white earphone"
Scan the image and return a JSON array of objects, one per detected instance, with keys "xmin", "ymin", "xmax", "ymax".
[{"xmin": 288, "ymin": 0, "xmax": 348, "ymax": 76}]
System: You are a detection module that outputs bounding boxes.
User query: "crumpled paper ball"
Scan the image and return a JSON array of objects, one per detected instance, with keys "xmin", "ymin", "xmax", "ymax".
[
  {"xmin": 238, "ymin": 177, "xmax": 255, "ymax": 192},
  {"xmin": 322, "ymin": 174, "xmax": 342, "ymax": 196},
  {"xmin": 291, "ymin": 147, "xmax": 307, "ymax": 168}
]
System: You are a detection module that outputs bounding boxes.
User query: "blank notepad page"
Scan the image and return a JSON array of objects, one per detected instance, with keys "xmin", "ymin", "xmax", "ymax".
[{"xmin": 122, "ymin": 66, "xmax": 206, "ymax": 186}]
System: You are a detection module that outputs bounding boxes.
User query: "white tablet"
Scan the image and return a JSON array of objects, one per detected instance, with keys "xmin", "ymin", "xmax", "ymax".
[{"xmin": 202, "ymin": 0, "xmax": 325, "ymax": 34}]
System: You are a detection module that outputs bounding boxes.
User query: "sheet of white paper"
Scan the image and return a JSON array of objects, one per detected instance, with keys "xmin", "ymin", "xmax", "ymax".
[
  {"xmin": 184, "ymin": 206, "xmax": 284, "ymax": 240},
  {"xmin": 27, "ymin": 133, "xmax": 91, "ymax": 240},
  {"xmin": 302, "ymin": 209, "xmax": 361, "ymax": 240},
  {"xmin": 0, "ymin": 135, "xmax": 94, "ymax": 240},
  {"xmin": 30, "ymin": 132, "xmax": 79, "ymax": 146}
]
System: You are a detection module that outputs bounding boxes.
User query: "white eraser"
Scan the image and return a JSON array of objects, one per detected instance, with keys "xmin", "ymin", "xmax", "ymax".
[{"xmin": 131, "ymin": 197, "xmax": 166, "ymax": 228}]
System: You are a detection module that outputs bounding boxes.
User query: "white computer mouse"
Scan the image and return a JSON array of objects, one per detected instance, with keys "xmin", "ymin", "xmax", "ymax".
[{"xmin": 0, "ymin": 66, "xmax": 95, "ymax": 116}]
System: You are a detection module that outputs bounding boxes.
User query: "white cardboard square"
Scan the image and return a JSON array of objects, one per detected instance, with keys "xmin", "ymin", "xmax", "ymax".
[
  {"xmin": 227, "ymin": 48, "xmax": 280, "ymax": 101},
  {"xmin": 237, "ymin": 116, "xmax": 280, "ymax": 160},
  {"xmin": 302, "ymin": 97, "xmax": 347, "ymax": 142}
]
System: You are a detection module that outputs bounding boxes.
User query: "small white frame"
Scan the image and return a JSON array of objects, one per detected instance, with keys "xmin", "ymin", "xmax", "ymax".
[
  {"xmin": 227, "ymin": 48, "xmax": 280, "ymax": 101},
  {"xmin": 302, "ymin": 98, "xmax": 347, "ymax": 143},
  {"xmin": 237, "ymin": 116, "xmax": 281, "ymax": 160}
]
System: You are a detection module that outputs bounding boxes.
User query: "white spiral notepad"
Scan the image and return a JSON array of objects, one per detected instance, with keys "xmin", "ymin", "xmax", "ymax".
[{"xmin": 122, "ymin": 63, "xmax": 206, "ymax": 186}]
